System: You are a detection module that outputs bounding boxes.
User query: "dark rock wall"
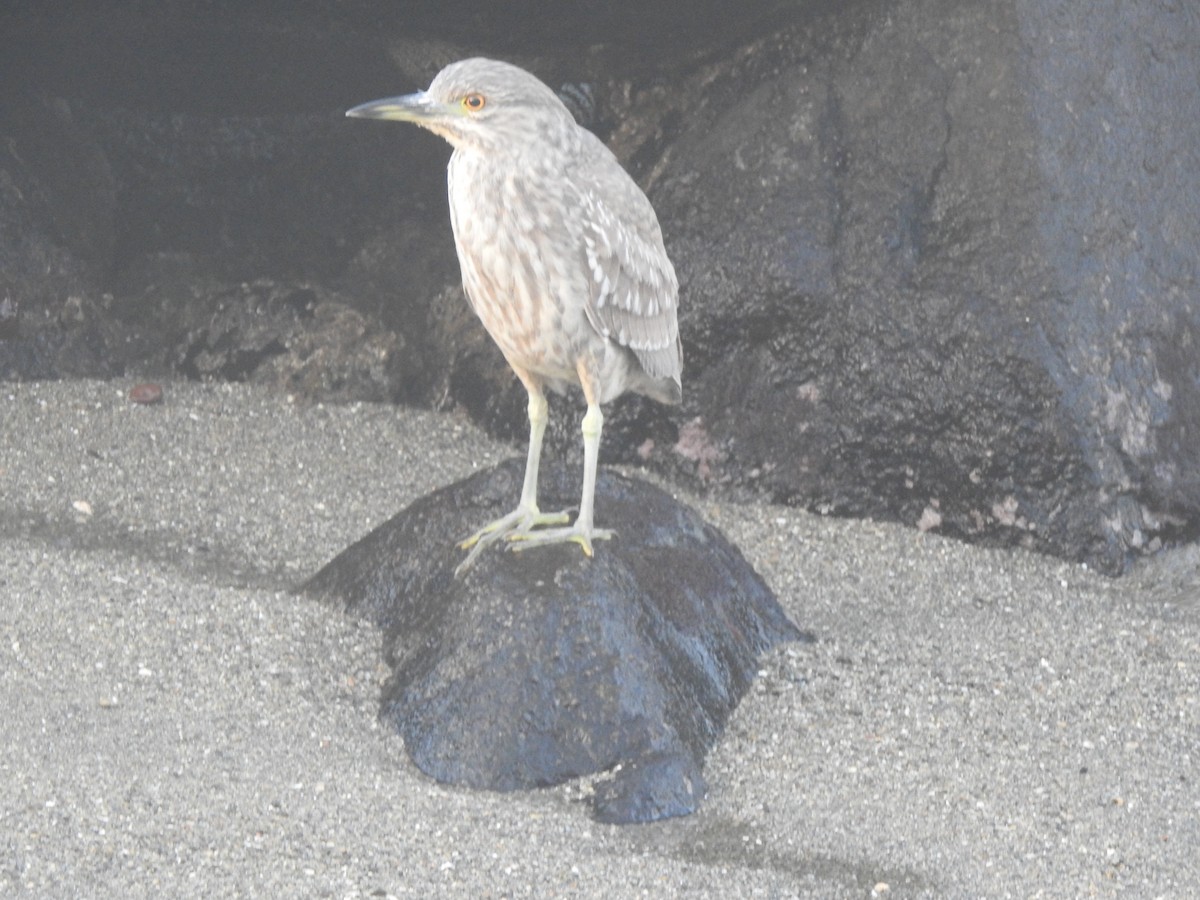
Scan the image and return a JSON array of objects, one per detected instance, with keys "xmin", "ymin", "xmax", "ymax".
[
  {"xmin": 2, "ymin": 0, "xmax": 1197, "ymax": 572},
  {"xmin": 1018, "ymin": 0, "xmax": 1200, "ymax": 548},
  {"xmin": 651, "ymin": 0, "xmax": 1200, "ymax": 571}
]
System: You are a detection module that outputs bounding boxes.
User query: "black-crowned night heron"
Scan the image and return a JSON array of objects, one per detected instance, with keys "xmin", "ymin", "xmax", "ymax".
[{"xmin": 347, "ymin": 58, "xmax": 682, "ymax": 573}]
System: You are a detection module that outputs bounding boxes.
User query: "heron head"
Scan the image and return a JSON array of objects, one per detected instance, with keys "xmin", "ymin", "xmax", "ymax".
[{"xmin": 346, "ymin": 57, "xmax": 571, "ymax": 151}]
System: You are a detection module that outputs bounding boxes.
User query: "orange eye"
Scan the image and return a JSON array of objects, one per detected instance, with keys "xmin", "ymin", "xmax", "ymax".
[{"xmin": 462, "ymin": 93, "xmax": 486, "ymax": 112}]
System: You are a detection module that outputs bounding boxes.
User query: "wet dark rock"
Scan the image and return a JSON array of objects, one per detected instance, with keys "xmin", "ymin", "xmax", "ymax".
[
  {"xmin": 161, "ymin": 277, "xmax": 410, "ymax": 402},
  {"xmin": 645, "ymin": 1, "xmax": 1200, "ymax": 573},
  {"xmin": 0, "ymin": 88, "xmax": 130, "ymax": 379},
  {"xmin": 302, "ymin": 459, "xmax": 806, "ymax": 824}
]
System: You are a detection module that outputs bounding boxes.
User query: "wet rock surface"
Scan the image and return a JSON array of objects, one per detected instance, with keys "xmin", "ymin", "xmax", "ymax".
[
  {"xmin": 302, "ymin": 459, "xmax": 806, "ymax": 823},
  {"xmin": 650, "ymin": 0, "xmax": 1200, "ymax": 574}
]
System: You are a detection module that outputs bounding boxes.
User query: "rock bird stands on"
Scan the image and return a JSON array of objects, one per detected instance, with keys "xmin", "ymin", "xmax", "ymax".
[{"xmin": 348, "ymin": 58, "xmax": 682, "ymax": 572}]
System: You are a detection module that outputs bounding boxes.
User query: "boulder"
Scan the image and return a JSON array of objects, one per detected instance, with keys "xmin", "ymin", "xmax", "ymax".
[
  {"xmin": 647, "ymin": 0, "xmax": 1200, "ymax": 573},
  {"xmin": 303, "ymin": 459, "xmax": 806, "ymax": 823}
]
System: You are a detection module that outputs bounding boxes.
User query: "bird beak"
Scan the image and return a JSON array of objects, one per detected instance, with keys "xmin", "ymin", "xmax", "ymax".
[{"xmin": 345, "ymin": 91, "xmax": 450, "ymax": 123}]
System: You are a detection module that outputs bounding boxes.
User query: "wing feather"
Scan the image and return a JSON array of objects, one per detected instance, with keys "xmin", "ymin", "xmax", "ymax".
[{"xmin": 574, "ymin": 168, "xmax": 681, "ymax": 385}]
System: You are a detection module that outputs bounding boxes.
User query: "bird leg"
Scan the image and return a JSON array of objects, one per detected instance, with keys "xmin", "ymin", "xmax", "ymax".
[
  {"xmin": 456, "ymin": 389, "xmax": 570, "ymax": 574},
  {"xmin": 509, "ymin": 399, "xmax": 614, "ymax": 557}
]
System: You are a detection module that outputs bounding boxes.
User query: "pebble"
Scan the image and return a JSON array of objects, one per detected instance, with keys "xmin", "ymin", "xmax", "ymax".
[{"xmin": 128, "ymin": 382, "xmax": 164, "ymax": 405}]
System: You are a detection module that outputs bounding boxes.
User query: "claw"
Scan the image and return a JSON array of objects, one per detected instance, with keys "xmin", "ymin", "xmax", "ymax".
[
  {"xmin": 454, "ymin": 504, "xmax": 572, "ymax": 575},
  {"xmin": 508, "ymin": 524, "xmax": 614, "ymax": 557}
]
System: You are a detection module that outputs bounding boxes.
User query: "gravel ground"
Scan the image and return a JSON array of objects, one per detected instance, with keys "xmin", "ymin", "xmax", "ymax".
[{"xmin": 2, "ymin": 379, "xmax": 1197, "ymax": 898}]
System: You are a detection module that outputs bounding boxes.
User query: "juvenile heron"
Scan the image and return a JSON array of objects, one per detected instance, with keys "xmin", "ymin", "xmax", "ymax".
[{"xmin": 347, "ymin": 58, "xmax": 682, "ymax": 572}]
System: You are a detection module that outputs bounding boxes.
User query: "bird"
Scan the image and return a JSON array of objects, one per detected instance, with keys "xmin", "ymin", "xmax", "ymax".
[{"xmin": 347, "ymin": 58, "xmax": 682, "ymax": 573}]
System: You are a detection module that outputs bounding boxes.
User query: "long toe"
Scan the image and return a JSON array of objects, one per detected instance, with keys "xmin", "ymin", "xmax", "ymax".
[
  {"xmin": 459, "ymin": 506, "xmax": 571, "ymax": 550},
  {"xmin": 509, "ymin": 522, "xmax": 615, "ymax": 558},
  {"xmin": 455, "ymin": 505, "xmax": 572, "ymax": 575}
]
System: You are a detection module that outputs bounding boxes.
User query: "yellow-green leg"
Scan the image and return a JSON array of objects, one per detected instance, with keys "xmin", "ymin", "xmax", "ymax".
[
  {"xmin": 510, "ymin": 399, "xmax": 614, "ymax": 557},
  {"xmin": 456, "ymin": 388, "xmax": 570, "ymax": 574}
]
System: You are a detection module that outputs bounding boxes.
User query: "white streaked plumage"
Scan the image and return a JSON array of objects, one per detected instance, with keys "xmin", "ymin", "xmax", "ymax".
[{"xmin": 347, "ymin": 57, "xmax": 682, "ymax": 572}]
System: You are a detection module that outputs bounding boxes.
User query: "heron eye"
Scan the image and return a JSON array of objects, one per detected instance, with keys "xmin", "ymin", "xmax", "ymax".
[{"xmin": 462, "ymin": 93, "xmax": 486, "ymax": 112}]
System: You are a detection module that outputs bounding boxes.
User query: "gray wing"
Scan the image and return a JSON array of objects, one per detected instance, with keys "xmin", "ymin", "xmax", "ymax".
[{"xmin": 573, "ymin": 143, "xmax": 682, "ymax": 386}]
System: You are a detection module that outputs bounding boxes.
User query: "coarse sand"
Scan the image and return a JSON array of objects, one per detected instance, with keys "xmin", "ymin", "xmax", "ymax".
[{"xmin": 2, "ymin": 379, "xmax": 1197, "ymax": 898}]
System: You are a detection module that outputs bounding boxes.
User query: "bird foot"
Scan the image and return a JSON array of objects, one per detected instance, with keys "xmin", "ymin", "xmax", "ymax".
[
  {"xmin": 455, "ymin": 505, "xmax": 571, "ymax": 575},
  {"xmin": 508, "ymin": 523, "xmax": 614, "ymax": 557}
]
